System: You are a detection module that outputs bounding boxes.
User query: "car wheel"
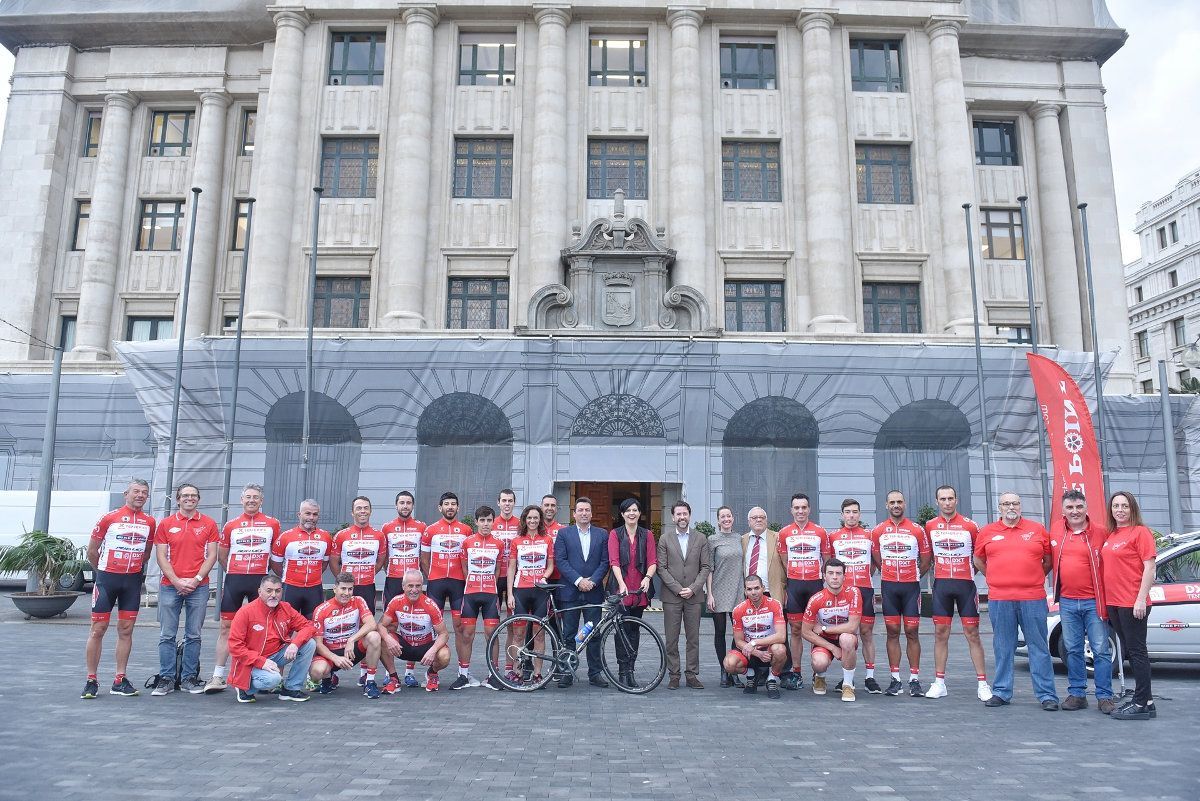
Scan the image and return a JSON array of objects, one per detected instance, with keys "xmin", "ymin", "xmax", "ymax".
[
  {"xmin": 1058, "ymin": 629, "xmax": 1120, "ymax": 677},
  {"xmin": 57, "ymin": 570, "xmax": 86, "ymax": 593}
]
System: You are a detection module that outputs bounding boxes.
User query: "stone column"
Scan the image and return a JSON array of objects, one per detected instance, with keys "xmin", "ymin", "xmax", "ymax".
[
  {"xmin": 182, "ymin": 90, "xmax": 232, "ymax": 337},
  {"xmin": 667, "ymin": 7, "xmax": 708, "ymax": 294},
  {"xmin": 380, "ymin": 5, "xmax": 439, "ymax": 329},
  {"xmin": 524, "ymin": 5, "xmax": 571, "ymax": 300},
  {"xmin": 243, "ymin": 6, "xmax": 309, "ymax": 330},
  {"xmin": 926, "ymin": 16, "xmax": 976, "ymax": 334},
  {"xmin": 72, "ymin": 90, "xmax": 137, "ymax": 360},
  {"xmin": 799, "ymin": 10, "xmax": 854, "ymax": 333},
  {"xmin": 1031, "ymin": 102, "xmax": 1085, "ymax": 350}
]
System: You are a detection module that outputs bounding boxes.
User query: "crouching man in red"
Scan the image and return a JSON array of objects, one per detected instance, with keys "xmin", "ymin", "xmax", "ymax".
[{"xmin": 228, "ymin": 574, "xmax": 317, "ymax": 703}]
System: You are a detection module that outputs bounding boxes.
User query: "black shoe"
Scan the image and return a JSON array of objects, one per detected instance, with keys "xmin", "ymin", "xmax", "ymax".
[
  {"xmin": 884, "ymin": 678, "xmax": 903, "ymax": 696},
  {"xmin": 720, "ymin": 672, "xmax": 731, "ymax": 688},
  {"xmin": 181, "ymin": 675, "xmax": 206, "ymax": 695},
  {"xmin": 1111, "ymin": 702, "xmax": 1156, "ymax": 720},
  {"xmin": 1041, "ymin": 699, "xmax": 1060, "ymax": 711},
  {"xmin": 834, "ymin": 680, "xmax": 843, "ymax": 692},
  {"xmin": 557, "ymin": 675, "xmax": 574, "ymax": 689},
  {"xmin": 743, "ymin": 677, "xmax": 758, "ymax": 694},
  {"xmin": 150, "ymin": 676, "xmax": 174, "ymax": 696},
  {"xmin": 619, "ymin": 670, "xmax": 634, "ymax": 687},
  {"xmin": 449, "ymin": 675, "xmax": 471, "ymax": 691},
  {"xmin": 81, "ymin": 679, "xmax": 99, "ymax": 699},
  {"xmin": 110, "ymin": 677, "xmax": 139, "ymax": 697},
  {"xmin": 766, "ymin": 679, "xmax": 781, "ymax": 700},
  {"xmin": 589, "ymin": 674, "xmax": 610, "ymax": 688},
  {"xmin": 317, "ymin": 677, "xmax": 334, "ymax": 695},
  {"xmin": 236, "ymin": 688, "xmax": 257, "ymax": 703},
  {"xmin": 864, "ymin": 677, "xmax": 883, "ymax": 694},
  {"xmin": 277, "ymin": 688, "xmax": 309, "ymax": 702},
  {"xmin": 984, "ymin": 696, "xmax": 1010, "ymax": 707},
  {"xmin": 908, "ymin": 679, "xmax": 925, "ymax": 698},
  {"xmin": 731, "ymin": 673, "xmax": 745, "ymax": 688}
]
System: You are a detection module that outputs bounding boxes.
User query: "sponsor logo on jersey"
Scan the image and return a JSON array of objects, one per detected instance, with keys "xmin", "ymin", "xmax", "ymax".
[
  {"xmin": 399, "ymin": 620, "xmax": 429, "ymax": 636},
  {"xmin": 837, "ymin": 546, "xmax": 869, "ymax": 561},
  {"xmin": 1021, "ymin": 532, "xmax": 1034, "ymax": 541},
  {"xmin": 390, "ymin": 539, "xmax": 419, "ymax": 555},
  {"xmin": 882, "ymin": 542, "xmax": 912, "ymax": 556},
  {"xmin": 345, "ymin": 547, "xmax": 375, "ymax": 561},
  {"xmin": 471, "ymin": 556, "xmax": 496, "ymax": 570},
  {"xmin": 252, "ymin": 624, "xmax": 265, "ymax": 632},
  {"xmin": 236, "ymin": 534, "xmax": 269, "ymax": 548},
  {"xmin": 297, "ymin": 544, "xmax": 323, "ymax": 557},
  {"xmin": 933, "ymin": 537, "xmax": 965, "ymax": 552},
  {"xmin": 519, "ymin": 551, "xmax": 544, "ymax": 566},
  {"xmin": 791, "ymin": 542, "xmax": 819, "ymax": 555},
  {"xmin": 114, "ymin": 532, "xmax": 145, "ymax": 544},
  {"xmin": 169, "ymin": 527, "xmax": 182, "ymax": 534},
  {"xmin": 324, "ymin": 619, "xmax": 358, "ymax": 638}
]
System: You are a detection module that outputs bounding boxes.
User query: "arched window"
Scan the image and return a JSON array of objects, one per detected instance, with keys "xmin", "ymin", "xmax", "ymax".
[
  {"xmin": 265, "ymin": 392, "xmax": 362, "ymax": 524},
  {"xmin": 722, "ymin": 396, "xmax": 820, "ymax": 526},
  {"xmin": 571, "ymin": 394, "xmax": 666, "ymax": 438},
  {"xmin": 416, "ymin": 393, "xmax": 514, "ymax": 522},
  {"xmin": 874, "ymin": 400, "xmax": 971, "ymax": 518}
]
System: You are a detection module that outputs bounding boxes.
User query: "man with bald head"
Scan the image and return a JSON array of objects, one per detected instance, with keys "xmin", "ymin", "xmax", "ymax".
[
  {"xmin": 741, "ymin": 507, "xmax": 785, "ymax": 602},
  {"xmin": 271, "ymin": 499, "xmax": 334, "ymax": 619}
]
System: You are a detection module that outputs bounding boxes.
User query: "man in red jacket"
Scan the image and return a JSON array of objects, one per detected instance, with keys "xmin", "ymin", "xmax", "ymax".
[
  {"xmin": 1049, "ymin": 489, "xmax": 1115, "ymax": 714},
  {"xmin": 227, "ymin": 574, "xmax": 317, "ymax": 703}
]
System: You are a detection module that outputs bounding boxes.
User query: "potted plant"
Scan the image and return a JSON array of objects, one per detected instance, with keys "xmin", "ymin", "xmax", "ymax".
[{"xmin": 0, "ymin": 530, "xmax": 90, "ymax": 619}]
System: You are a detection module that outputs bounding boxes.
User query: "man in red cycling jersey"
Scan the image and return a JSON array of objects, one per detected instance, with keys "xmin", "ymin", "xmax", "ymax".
[
  {"xmin": 801, "ymin": 559, "xmax": 862, "ymax": 702},
  {"xmin": 271, "ymin": 499, "xmax": 334, "ymax": 619},
  {"xmin": 380, "ymin": 568, "xmax": 452, "ymax": 691},
  {"xmin": 452, "ymin": 506, "xmax": 503, "ymax": 690},
  {"xmin": 309, "ymin": 573, "xmax": 385, "ymax": 698},
  {"xmin": 925, "ymin": 484, "xmax": 992, "ymax": 702},
  {"xmin": 825, "ymin": 498, "xmax": 881, "ymax": 694},
  {"xmin": 420, "ymin": 492, "xmax": 471, "ymax": 640},
  {"xmin": 332, "ymin": 496, "xmax": 385, "ymax": 612},
  {"xmin": 723, "ymin": 574, "xmax": 787, "ymax": 699},
  {"xmin": 205, "ymin": 483, "xmax": 281, "ymax": 694},
  {"xmin": 871, "ymin": 490, "xmax": 931, "ymax": 697},
  {"xmin": 82, "ymin": 478, "xmax": 156, "ymax": 700},
  {"xmin": 492, "ymin": 489, "xmax": 520, "ymax": 679},
  {"xmin": 381, "ymin": 490, "xmax": 425, "ymax": 687},
  {"xmin": 776, "ymin": 493, "xmax": 827, "ymax": 690}
]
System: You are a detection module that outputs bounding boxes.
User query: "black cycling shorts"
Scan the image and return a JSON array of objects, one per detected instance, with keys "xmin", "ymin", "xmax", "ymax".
[
  {"xmin": 496, "ymin": 576, "xmax": 510, "ymax": 610},
  {"xmin": 459, "ymin": 592, "xmax": 500, "ymax": 622},
  {"xmin": 512, "ymin": 587, "xmax": 549, "ymax": 618},
  {"xmin": 785, "ymin": 579, "xmax": 825, "ymax": 616},
  {"xmin": 353, "ymin": 583, "xmax": 377, "ymax": 613},
  {"xmin": 427, "ymin": 578, "xmax": 465, "ymax": 617},
  {"xmin": 383, "ymin": 576, "xmax": 406, "ymax": 608},
  {"xmin": 880, "ymin": 580, "xmax": 921, "ymax": 622},
  {"xmin": 856, "ymin": 585, "xmax": 876, "ymax": 622},
  {"xmin": 931, "ymin": 578, "xmax": 980, "ymax": 622},
  {"xmin": 91, "ymin": 570, "xmax": 143, "ymax": 621},
  {"xmin": 397, "ymin": 641, "xmax": 433, "ymax": 663},
  {"xmin": 283, "ymin": 584, "xmax": 325, "ymax": 619},
  {"xmin": 318, "ymin": 640, "xmax": 368, "ymax": 667},
  {"xmin": 220, "ymin": 573, "xmax": 263, "ymax": 619}
]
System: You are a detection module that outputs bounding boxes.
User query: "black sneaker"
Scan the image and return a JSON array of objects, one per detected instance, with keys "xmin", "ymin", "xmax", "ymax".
[
  {"xmin": 1111, "ymin": 702, "xmax": 1156, "ymax": 720},
  {"xmin": 984, "ymin": 695, "xmax": 1010, "ymax": 707},
  {"xmin": 110, "ymin": 677, "xmax": 139, "ymax": 697},
  {"xmin": 766, "ymin": 679, "xmax": 781, "ymax": 700},
  {"xmin": 317, "ymin": 677, "xmax": 334, "ymax": 694},
  {"xmin": 483, "ymin": 675, "xmax": 503, "ymax": 691},
  {"xmin": 884, "ymin": 678, "xmax": 903, "ymax": 696},
  {"xmin": 150, "ymin": 676, "xmax": 174, "ymax": 696},
  {"xmin": 908, "ymin": 679, "xmax": 925, "ymax": 698},
  {"xmin": 743, "ymin": 673, "xmax": 758, "ymax": 694},
  {"xmin": 81, "ymin": 679, "xmax": 99, "ymax": 699},
  {"xmin": 864, "ymin": 676, "xmax": 883, "ymax": 694},
  {"xmin": 449, "ymin": 675, "xmax": 471, "ymax": 691},
  {"xmin": 277, "ymin": 688, "xmax": 309, "ymax": 702},
  {"xmin": 833, "ymin": 680, "xmax": 843, "ymax": 692},
  {"xmin": 236, "ymin": 688, "xmax": 257, "ymax": 703}
]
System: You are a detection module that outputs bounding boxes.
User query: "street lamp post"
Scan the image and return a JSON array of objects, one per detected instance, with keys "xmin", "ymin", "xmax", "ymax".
[
  {"xmin": 1017, "ymin": 196, "xmax": 1052, "ymax": 520},
  {"xmin": 1159, "ymin": 336, "xmax": 1200, "ymax": 535}
]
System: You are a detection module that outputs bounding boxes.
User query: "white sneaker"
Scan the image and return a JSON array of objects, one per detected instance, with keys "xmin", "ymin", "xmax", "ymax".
[
  {"xmin": 977, "ymin": 681, "xmax": 993, "ymax": 702},
  {"xmin": 925, "ymin": 682, "xmax": 948, "ymax": 699},
  {"xmin": 466, "ymin": 674, "xmax": 481, "ymax": 688}
]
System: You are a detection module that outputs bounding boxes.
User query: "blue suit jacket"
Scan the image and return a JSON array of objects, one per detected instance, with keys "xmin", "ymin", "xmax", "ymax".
[{"xmin": 553, "ymin": 525, "xmax": 610, "ymax": 603}]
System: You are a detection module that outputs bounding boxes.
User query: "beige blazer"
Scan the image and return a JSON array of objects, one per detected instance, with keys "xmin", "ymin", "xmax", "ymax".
[
  {"xmin": 656, "ymin": 529, "xmax": 712, "ymax": 605},
  {"xmin": 741, "ymin": 529, "xmax": 786, "ymax": 603}
]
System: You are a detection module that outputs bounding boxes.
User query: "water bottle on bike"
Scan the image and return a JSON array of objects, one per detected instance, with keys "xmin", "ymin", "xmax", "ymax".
[{"xmin": 575, "ymin": 621, "xmax": 594, "ymax": 645}]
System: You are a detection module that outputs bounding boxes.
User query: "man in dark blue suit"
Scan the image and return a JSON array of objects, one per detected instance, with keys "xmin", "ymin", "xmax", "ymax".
[{"xmin": 553, "ymin": 497, "xmax": 610, "ymax": 688}]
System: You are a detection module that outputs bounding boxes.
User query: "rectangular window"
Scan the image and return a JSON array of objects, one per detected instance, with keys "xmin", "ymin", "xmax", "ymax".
[
  {"xmin": 1157, "ymin": 227, "xmax": 1168, "ymax": 249},
  {"xmin": 458, "ymin": 33, "xmax": 517, "ymax": 86},
  {"xmin": 59, "ymin": 316, "xmax": 77, "ymax": 351},
  {"xmin": 1135, "ymin": 330, "xmax": 1149, "ymax": 359},
  {"xmin": 223, "ymin": 315, "xmax": 238, "ymax": 331},
  {"xmin": 1169, "ymin": 220, "xmax": 1179, "ymax": 243},
  {"xmin": 1134, "ymin": 286, "xmax": 1143, "ymax": 303},
  {"xmin": 239, "ymin": 109, "xmax": 256, "ymax": 156},
  {"xmin": 1140, "ymin": 379, "xmax": 1153, "ymax": 394},
  {"xmin": 995, "ymin": 325, "xmax": 1032, "ymax": 344},
  {"xmin": 320, "ymin": 138, "xmax": 380, "ymax": 198},
  {"xmin": 850, "ymin": 39, "xmax": 904, "ymax": 92},
  {"xmin": 724, "ymin": 281, "xmax": 785, "ymax": 332},
  {"xmin": 586, "ymin": 139, "xmax": 648, "ymax": 200},
  {"xmin": 1172, "ymin": 317, "xmax": 1186, "ymax": 347},
  {"xmin": 70, "ymin": 201, "xmax": 91, "ymax": 251},
  {"xmin": 126, "ymin": 317, "xmax": 174, "ymax": 342},
  {"xmin": 82, "ymin": 110, "xmax": 102, "ymax": 157},
  {"xmin": 863, "ymin": 282, "xmax": 921, "ymax": 333},
  {"xmin": 973, "ymin": 120, "xmax": 1019, "ymax": 166},
  {"xmin": 147, "ymin": 111, "xmax": 194, "ymax": 157},
  {"xmin": 1168, "ymin": 269, "xmax": 1179, "ymax": 288},
  {"xmin": 1179, "ymin": 370, "xmax": 1192, "ymax": 387},
  {"xmin": 588, "ymin": 36, "xmax": 647, "ymax": 87},
  {"xmin": 328, "ymin": 31, "xmax": 386, "ymax": 86},
  {"xmin": 447, "ymin": 278, "xmax": 509, "ymax": 329},
  {"xmin": 722, "ymin": 141, "xmax": 782, "ymax": 202},
  {"xmin": 452, "ymin": 138, "xmax": 514, "ymax": 198},
  {"xmin": 231, "ymin": 200, "xmax": 252, "ymax": 251},
  {"xmin": 313, "ymin": 277, "xmax": 370, "ymax": 328},
  {"xmin": 855, "ymin": 144, "xmax": 913, "ymax": 204},
  {"xmin": 137, "ymin": 200, "xmax": 185, "ymax": 251},
  {"xmin": 719, "ymin": 38, "xmax": 777, "ymax": 90},
  {"xmin": 979, "ymin": 208, "xmax": 1025, "ymax": 260}
]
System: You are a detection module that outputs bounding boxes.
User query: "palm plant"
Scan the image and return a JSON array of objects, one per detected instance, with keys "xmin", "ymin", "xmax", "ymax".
[{"xmin": 0, "ymin": 530, "xmax": 89, "ymax": 595}]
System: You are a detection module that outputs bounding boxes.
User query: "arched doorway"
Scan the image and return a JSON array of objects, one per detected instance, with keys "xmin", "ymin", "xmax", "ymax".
[
  {"xmin": 722, "ymin": 396, "xmax": 820, "ymax": 526},
  {"xmin": 416, "ymin": 392, "xmax": 514, "ymax": 522},
  {"xmin": 874, "ymin": 400, "xmax": 972, "ymax": 518},
  {"xmin": 265, "ymin": 392, "xmax": 362, "ymax": 526}
]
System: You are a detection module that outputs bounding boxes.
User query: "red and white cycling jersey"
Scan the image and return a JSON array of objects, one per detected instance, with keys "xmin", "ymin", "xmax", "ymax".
[
  {"xmin": 461, "ymin": 534, "xmax": 501, "ymax": 595},
  {"xmin": 90, "ymin": 507, "xmax": 155, "ymax": 574},
  {"xmin": 271, "ymin": 527, "xmax": 333, "ymax": 587},
  {"xmin": 381, "ymin": 517, "xmax": 425, "ymax": 579},
  {"xmin": 802, "ymin": 586, "xmax": 864, "ymax": 631},
  {"xmin": 313, "ymin": 595, "xmax": 372, "ymax": 651},
  {"xmin": 825, "ymin": 526, "xmax": 875, "ymax": 588},
  {"xmin": 421, "ymin": 519, "xmax": 471, "ymax": 581},
  {"xmin": 925, "ymin": 513, "xmax": 979, "ymax": 581},
  {"xmin": 492, "ymin": 516, "xmax": 520, "ymax": 577},
  {"xmin": 871, "ymin": 518, "xmax": 931, "ymax": 583},
  {"xmin": 220, "ymin": 512, "xmax": 281, "ymax": 575},
  {"xmin": 511, "ymin": 534, "xmax": 553, "ymax": 588},
  {"xmin": 732, "ymin": 597, "xmax": 785, "ymax": 642},
  {"xmin": 384, "ymin": 593, "xmax": 443, "ymax": 646},
  {"xmin": 776, "ymin": 521, "xmax": 828, "ymax": 581},
  {"xmin": 334, "ymin": 525, "xmax": 385, "ymax": 585}
]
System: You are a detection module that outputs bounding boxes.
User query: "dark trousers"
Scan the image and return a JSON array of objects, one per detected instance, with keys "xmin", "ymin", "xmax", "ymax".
[
  {"xmin": 1108, "ymin": 605, "xmax": 1152, "ymax": 705},
  {"xmin": 562, "ymin": 602, "xmax": 603, "ymax": 677},
  {"xmin": 712, "ymin": 612, "xmax": 735, "ymax": 664},
  {"xmin": 615, "ymin": 605, "xmax": 645, "ymax": 671}
]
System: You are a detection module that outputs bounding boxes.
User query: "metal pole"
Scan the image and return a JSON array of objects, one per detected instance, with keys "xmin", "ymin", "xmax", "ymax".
[
  {"xmin": 162, "ymin": 185, "xmax": 202, "ymax": 519},
  {"xmin": 1077, "ymin": 202, "xmax": 1109, "ymax": 498},
  {"xmin": 300, "ymin": 187, "xmax": 324, "ymax": 500},
  {"xmin": 1018, "ymin": 195, "xmax": 1052, "ymax": 520},
  {"xmin": 963, "ymin": 203, "xmax": 995, "ymax": 515},
  {"xmin": 215, "ymin": 198, "xmax": 255, "ymax": 621},
  {"xmin": 29, "ymin": 343, "xmax": 64, "ymax": 591},
  {"xmin": 1158, "ymin": 361, "xmax": 1184, "ymax": 536}
]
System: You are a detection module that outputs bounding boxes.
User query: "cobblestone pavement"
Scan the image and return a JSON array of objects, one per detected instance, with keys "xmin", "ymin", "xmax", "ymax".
[{"xmin": 1, "ymin": 596, "xmax": 1197, "ymax": 801}]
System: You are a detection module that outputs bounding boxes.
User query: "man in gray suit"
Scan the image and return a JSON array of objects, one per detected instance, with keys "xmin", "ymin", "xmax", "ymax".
[{"xmin": 657, "ymin": 500, "xmax": 712, "ymax": 689}]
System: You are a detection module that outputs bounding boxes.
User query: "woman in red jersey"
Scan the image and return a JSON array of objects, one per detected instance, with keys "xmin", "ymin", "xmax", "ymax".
[{"xmin": 1103, "ymin": 491, "xmax": 1158, "ymax": 721}]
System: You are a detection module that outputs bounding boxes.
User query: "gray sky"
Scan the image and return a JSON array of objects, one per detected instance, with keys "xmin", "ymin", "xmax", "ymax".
[{"xmin": 0, "ymin": 2, "xmax": 1193, "ymax": 264}]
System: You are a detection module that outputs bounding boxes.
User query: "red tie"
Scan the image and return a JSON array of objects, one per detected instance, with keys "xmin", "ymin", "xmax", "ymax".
[{"xmin": 749, "ymin": 535, "xmax": 761, "ymax": 578}]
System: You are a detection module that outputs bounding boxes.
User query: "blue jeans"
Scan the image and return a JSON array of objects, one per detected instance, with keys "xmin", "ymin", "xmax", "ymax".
[
  {"xmin": 990, "ymin": 598, "xmax": 1058, "ymax": 703},
  {"xmin": 1059, "ymin": 597, "xmax": 1113, "ymax": 700},
  {"xmin": 158, "ymin": 582, "xmax": 209, "ymax": 678},
  {"xmin": 248, "ymin": 640, "xmax": 317, "ymax": 694}
]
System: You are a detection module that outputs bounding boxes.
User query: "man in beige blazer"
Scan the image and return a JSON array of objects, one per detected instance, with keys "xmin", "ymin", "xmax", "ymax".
[
  {"xmin": 741, "ymin": 506, "xmax": 786, "ymax": 602},
  {"xmin": 657, "ymin": 500, "xmax": 712, "ymax": 689}
]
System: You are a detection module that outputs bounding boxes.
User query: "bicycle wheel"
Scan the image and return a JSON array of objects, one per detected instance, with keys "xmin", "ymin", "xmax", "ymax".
[
  {"xmin": 486, "ymin": 615, "xmax": 561, "ymax": 692},
  {"xmin": 599, "ymin": 615, "xmax": 667, "ymax": 694}
]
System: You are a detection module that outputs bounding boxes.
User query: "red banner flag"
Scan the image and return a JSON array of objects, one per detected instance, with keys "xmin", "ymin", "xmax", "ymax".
[{"xmin": 1027, "ymin": 353, "xmax": 1106, "ymax": 522}]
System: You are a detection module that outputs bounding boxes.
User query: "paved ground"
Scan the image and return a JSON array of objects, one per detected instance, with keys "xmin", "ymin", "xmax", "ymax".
[{"xmin": 1, "ymin": 594, "xmax": 1197, "ymax": 801}]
